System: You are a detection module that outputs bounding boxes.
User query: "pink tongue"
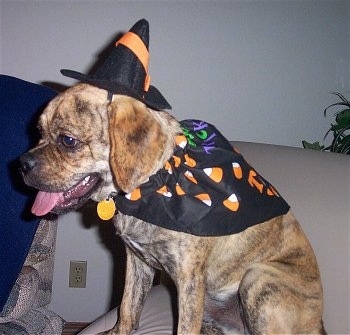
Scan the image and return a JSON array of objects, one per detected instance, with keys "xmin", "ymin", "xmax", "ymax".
[{"xmin": 32, "ymin": 191, "xmax": 64, "ymax": 216}]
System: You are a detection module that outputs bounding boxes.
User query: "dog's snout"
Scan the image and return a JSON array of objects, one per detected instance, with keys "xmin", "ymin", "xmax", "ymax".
[{"xmin": 20, "ymin": 152, "xmax": 38, "ymax": 174}]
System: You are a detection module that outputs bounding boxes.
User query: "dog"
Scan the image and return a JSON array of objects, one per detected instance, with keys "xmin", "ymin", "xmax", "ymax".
[{"xmin": 20, "ymin": 83, "xmax": 325, "ymax": 334}]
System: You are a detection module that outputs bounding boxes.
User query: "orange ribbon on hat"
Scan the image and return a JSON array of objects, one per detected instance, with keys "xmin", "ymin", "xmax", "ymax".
[{"xmin": 116, "ymin": 31, "xmax": 151, "ymax": 92}]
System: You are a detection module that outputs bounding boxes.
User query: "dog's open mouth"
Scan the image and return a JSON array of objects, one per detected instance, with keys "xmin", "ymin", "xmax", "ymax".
[{"xmin": 31, "ymin": 174, "xmax": 100, "ymax": 216}]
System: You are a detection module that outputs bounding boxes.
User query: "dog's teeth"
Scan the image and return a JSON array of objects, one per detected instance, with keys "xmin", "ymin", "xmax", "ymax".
[{"xmin": 82, "ymin": 176, "xmax": 90, "ymax": 185}]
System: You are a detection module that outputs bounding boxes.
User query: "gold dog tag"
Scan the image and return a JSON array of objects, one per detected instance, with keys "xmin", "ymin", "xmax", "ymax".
[{"xmin": 97, "ymin": 199, "xmax": 116, "ymax": 221}]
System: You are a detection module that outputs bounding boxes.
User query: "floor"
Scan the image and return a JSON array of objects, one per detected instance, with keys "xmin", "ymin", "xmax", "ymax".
[{"xmin": 62, "ymin": 322, "xmax": 89, "ymax": 335}]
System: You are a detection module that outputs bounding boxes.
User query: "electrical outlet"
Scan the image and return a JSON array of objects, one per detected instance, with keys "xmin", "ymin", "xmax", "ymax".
[{"xmin": 69, "ymin": 260, "xmax": 87, "ymax": 288}]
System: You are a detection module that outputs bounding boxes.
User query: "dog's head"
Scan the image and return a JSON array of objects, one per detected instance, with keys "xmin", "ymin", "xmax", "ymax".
[{"xmin": 20, "ymin": 83, "xmax": 180, "ymax": 216}]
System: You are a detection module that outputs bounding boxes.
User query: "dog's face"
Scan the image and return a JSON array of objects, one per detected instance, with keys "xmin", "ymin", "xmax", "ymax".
[
  {"xmin": 20, "ymin": 83, "xmax": 179, "ymax": 217},
  {"xmin": 20, "ymin": 84, "xmax": 112, "ymax": 215}
]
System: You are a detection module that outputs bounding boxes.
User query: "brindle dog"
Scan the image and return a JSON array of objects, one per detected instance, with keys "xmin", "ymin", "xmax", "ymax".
[{"xmin": 20, "ymin": 83, "xmax": 325, "ymax": 334}]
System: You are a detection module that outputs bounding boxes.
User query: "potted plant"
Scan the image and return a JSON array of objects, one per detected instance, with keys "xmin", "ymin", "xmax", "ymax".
[{"xmin": 303, "ymin": 92, "xmax": 350, "ymax": 154}]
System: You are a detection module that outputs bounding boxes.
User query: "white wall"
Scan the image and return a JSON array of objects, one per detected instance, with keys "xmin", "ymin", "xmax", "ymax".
[{"xmin": 1, "ymin": 0, "xmax": 349, "ymax": 322}]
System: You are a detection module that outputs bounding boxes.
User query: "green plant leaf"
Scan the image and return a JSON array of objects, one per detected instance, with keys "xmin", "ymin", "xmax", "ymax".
[
  {"xmin": 335, "ymin": 109, "xmax": 350, "ymax": 125},
  {"xmin": 330, "ymin": 123, "xmax": 347, "ymax": 131},
  {"xmin": 331, "ymin": 92, "xmax": 350, "ymax": 104},
  {"xmin": 303, "ymin": 92, "xmax": 350, "ymax": 154},
  {"xmin": 324, "ymin": 102, "xmax": 350, "ymax": 116},
  {"xmin": 302, "ymin": 140, "xmax": 324, "ymax": 150}
]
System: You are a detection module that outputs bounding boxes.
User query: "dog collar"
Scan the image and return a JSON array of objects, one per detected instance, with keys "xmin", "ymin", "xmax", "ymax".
[{"xmin": 97, "ymin": 120, "xmax": 290, "ymax": 236}]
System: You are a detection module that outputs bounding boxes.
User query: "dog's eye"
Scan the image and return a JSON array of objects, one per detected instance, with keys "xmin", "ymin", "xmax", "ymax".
[{"xmin": 58, "ymin": 135, "xmax": 79, "ymax": 149}]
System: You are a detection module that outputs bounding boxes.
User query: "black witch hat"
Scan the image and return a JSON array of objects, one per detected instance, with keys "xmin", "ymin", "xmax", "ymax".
[{"xmin": 61, "ymin": 19, "xmax": 171, "ymax": 110}]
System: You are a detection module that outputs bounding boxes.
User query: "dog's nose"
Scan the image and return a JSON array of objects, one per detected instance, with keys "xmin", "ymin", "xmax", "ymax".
[{"xmin": 20, "ymin": 152, "xmax": 38, "ymax": 174}]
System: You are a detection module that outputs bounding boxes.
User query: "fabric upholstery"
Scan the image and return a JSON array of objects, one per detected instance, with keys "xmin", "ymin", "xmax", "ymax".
[
  {"xmin": 0, "ymin": 75, "xmax": 57, "ymax": 309},
  {"xmin": 0, "ymin": 75, "xmax": 63, "ymax": 334},
  {"xmin": 78, "ymin": 285, "xmax": 176, "ymax": 335}
]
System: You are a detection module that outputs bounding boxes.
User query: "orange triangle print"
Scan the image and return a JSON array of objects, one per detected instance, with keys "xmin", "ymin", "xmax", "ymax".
[
  {"xmin": 175, "ymin": 183, "xmax": 186, "ymax": 196},
  {"xmin": 184, "ymin": 154, "xmax": 196, "ymax": 167},
  {"xmin": 164, "ymin": 161, "xmax": 172, "ymax": 174},
  {"xmin": 232, "ymin": 162, "xmax": 243, "ymax": 179},
  {"xmin": 125, "ymin": 188, "xmax": 142, "ymax": 201},
  {"xmin": 203, "ymin": 167, "xmax": 223, "ymax": 183},
  {"xmin": 175, "ymin": 135, "xmax": 187, "ymax": 148},
  {"xmin": 157, "ymin": 185, "xmax": 172, "ymax": 197},
  {"xmin": 223, "ymin": 193, "xmax": 240, "ymax": 212},
  {"xmin": 172, "ymin": 155, "xmax": 181, "ymax": 168},
  {"xmin": 195, "ymin": 193, "xmax": 212, "ymax": 206},
  {"xmin": 184, "ymin": 170, "xmax": 198, "ymax": 184}
]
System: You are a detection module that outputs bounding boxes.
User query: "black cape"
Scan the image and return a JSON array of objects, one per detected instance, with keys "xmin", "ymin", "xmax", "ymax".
[{"xmin": 114, "ymin": 120, "xmax": 290, "ymax": 236}]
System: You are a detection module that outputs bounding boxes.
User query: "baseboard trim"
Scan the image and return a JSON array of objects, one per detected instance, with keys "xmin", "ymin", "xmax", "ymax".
[{"xmin": 62, "ymin": 322, "xmax": 89, "ymax": 335}]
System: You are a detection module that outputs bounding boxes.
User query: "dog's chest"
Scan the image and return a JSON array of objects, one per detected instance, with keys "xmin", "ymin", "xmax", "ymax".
[
  {"xmin": 120, "ymin": 234, "xmax": 168, "ymax": 271},
  {"xmin": 113, "ymin": 214, "xmax": 171, "ymax": 269},
  {"xmin": 122, "ymin": 235, "xmax": 146, "ymax": 255}
]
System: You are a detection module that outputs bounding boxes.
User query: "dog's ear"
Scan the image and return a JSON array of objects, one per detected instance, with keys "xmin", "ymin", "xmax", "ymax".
[{"xmin": 108, "ymin": 97, "xmax": 167, "ymax": 193}]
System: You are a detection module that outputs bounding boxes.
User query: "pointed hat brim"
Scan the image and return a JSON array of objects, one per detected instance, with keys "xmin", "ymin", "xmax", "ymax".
[
  {"xmin": 60, "ymin": 69, "xmax": 172, "ymax": 111},
  {"xmin": 60, "ymin": 19, "xmax": 171, "ymax": 111}
]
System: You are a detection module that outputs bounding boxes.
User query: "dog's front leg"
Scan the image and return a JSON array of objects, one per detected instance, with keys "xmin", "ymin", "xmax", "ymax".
[
  {"xmin": 105, "ymin": 247, "xmax": 155, "ymax": 335},
  {"xmin": 176, "ymin": 270, "xmax": 206, "ymax": 335}
]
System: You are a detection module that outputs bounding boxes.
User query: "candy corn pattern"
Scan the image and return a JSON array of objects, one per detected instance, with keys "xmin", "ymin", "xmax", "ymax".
[{"xmin": 113, "ymin": 120, "xmax": 290, "ymax": 236}]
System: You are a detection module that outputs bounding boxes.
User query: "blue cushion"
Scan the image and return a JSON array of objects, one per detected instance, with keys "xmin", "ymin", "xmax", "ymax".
[{"xmin": 0, "ymin": 75, "xmax": 57, "ymax": 311}]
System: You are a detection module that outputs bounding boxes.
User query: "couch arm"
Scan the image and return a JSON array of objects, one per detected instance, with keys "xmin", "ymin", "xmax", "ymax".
[
  {"xmin": 0, "ymin": 218, "xmax": 60, "ymax": 322},
  {"xmin": 0, "ymin": 217, "xmax": 64, "ymax": 334},
  {"xmin": 24, "ymin": 218, "xmax": 58, "ymax": 306},
  {"xmin": 0, "ymin": 266, "xmax": 40, "ymax": 322}
]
